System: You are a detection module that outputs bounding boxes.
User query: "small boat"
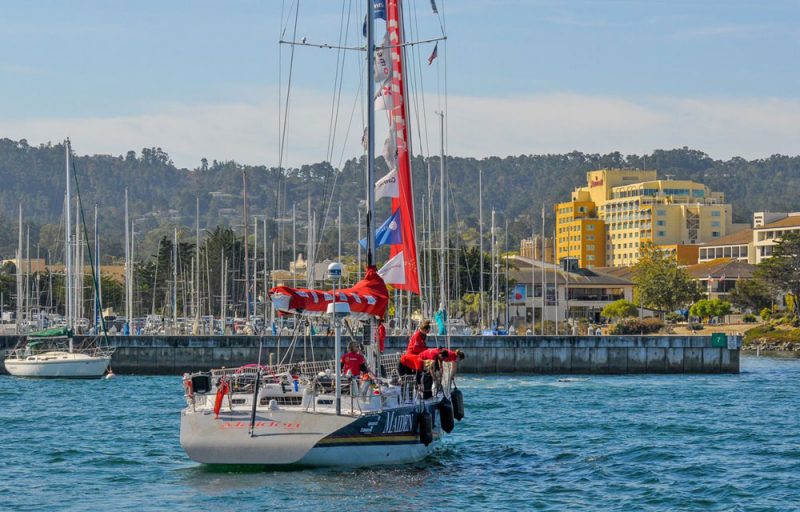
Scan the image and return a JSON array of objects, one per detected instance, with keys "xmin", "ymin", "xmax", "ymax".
[{"xmin": 3, "ymin": 327, "xmax": 114, "ymax": 379}]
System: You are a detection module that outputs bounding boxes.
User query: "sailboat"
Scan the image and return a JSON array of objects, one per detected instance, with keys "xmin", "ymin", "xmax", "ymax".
[
  {"xmin": 179, "ymin": 0, "xmax": 463, "ymax": 466},
  {"xmin": 4, "ymin": 139, "xmax": 114, "ymax": 379}
]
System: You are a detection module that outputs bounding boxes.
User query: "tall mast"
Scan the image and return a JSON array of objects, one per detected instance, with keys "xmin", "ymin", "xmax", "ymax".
[
  {"xmin": 505, "ymin": 218, "xmax": 509, "ymax": 328},
  {"xmin": 26, "ymin": 226, "xmax": 30, "ymax": 324},
  {"xmin": 130, "ymin": 221, "xmax": 137, "ymax": 327},
  {"xmin": 531, "ymin": 217, "xmax": 536, "ymax": 333},
  {"xmin": 220, "ymin": 248, "xmax": 225, "ymax": 330},
  {"xmin": 426, "ymin": 162, "xmax": 433, "ymax": 318},
  {"xmin": 357, "ymin": 209, "xmax": 362, "ymax": 279},
  {"xmin": 541, "ymin": 206, "xmax": 546, "ymax": 334},
  {"xmin": 74, "ymin": 200, "xmax": 81, "ymax": 323},
  {"xmin": 173, "ymin": 227, "xmax": 178, "ymax": 332},
  {"xmin": 419, "ymin": 202, "xmax": 426, "ymax": 314},
  {"xmin": 16, "ymin": 204, "xmax": 22, "ymax": 333},
  {"xmin": 491, "ymin": 208, "xmax": 496, "ymax": 328},
  {"xmin": 195, "ymin": 196, "xmax": 201, "ymax": 327},
  {"xmin": 337, "ymin": 202, "xmax": 342, "ymax": 263},
  {"xmin": 253, "ymin": 215, "xmax": 258, "ymax": 320},
  {"xmin": 366, "ymin": 0, "xmax": 376, "ymax": 266},
  {"xmin": 35, "ymin": 244, "xmax": 41, "ymax": 327},
  {"xmin": 263, "ymin": 216, "xmax": 272, "ymax": 324},
  {"xmin": 292, "ymin": 203, "xmax": 297, "ymax": 287},
  {"xmin": 94, "ymin": 204, "xmax": 100, "ymax": 331},
  {"xmin": 306, "ymin": 197, "xmax": 313, "ymax": 287},
  {"xmin": 242, "ymin": 171, "xmax": 250, "ymax": 320},
  {"xmin": 65, "ymin": 140, "xmax": 73, "ymax": 330},
  {"xmin": 478, "ymin": 168, "xmax": 483, "ymax": 330},
  {"xmin": 124, "ymin": 188, "xmax": 130, "ymax": 332},
  {"xmin": 270, "ymin": 241, "xmax": 276, "ymax": 327},
  {"xmin": 553, "ymin": 215, "xmax": 559, "ymax": 335},
  {"xmin": 438, "ymin": 111, "xmax": 446, "ymax": 319}
]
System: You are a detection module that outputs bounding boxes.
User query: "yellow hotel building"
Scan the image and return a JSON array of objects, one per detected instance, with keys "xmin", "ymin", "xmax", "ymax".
[{"xmin": 557, "ymin": 169, "xmax": 734, "ymax": 267}]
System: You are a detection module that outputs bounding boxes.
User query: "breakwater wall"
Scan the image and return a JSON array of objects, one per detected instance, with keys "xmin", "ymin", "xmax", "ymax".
[{"xmin": 1, "ymin": 334, "xmax": 740, "ymax": 375}]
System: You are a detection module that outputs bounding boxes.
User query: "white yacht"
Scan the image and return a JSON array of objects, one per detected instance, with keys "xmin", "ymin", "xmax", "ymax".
[
  {"xmin": 4, "ymin": 328, "xmax": 114, "ymax": 379},
  {"xmin": 180, "ymin": 351, "xmax": 460, "ymax": 466}
]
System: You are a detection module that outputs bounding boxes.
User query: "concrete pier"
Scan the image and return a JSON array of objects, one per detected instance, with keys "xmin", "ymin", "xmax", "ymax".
[{"xmin": 1, "ymin": 334, "xmax": 740, "ymax": 375}]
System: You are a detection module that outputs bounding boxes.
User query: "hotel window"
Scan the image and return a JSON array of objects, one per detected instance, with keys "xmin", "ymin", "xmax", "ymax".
[
  {"xmin": 712, "ymin": 211, "xmax": 721, "ymax": 217},
  {"xmin": 587, "ymin": 255, "xmax": 595, "ymax": 261},
  {"xmin": 712, "ymin": 231, "xmax": 720, "ymax": 237},
  {"xmin": 712, "ymin": 221, "xmax": 720, "ymax": 227},
  {"xmin": 587, "ymin": 224, "xmax": 594, "ymax": 231},
  {"xmin": 657, "ymin": 231, "xmax": 666, "ymax": 237},
  {"xmin": 656, "ymin": 220, "xmax": 666, "ymax": 226},
  {"xmin": 657, "ymin": 210, "xmax": 666, "ymax": 216}
]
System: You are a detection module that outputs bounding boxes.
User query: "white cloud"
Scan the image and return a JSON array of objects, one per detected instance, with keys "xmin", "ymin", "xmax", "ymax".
[
  {"xmin": 445, "ymin": 93, "xmax": 800, "ymax": 160},
  {"xmin": 2, "ymin": 91, "xmax": 799, "ymax": 168}
]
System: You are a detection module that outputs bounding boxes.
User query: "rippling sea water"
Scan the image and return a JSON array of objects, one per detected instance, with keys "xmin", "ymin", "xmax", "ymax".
[{"xmin": 1, "ymin": 356, "xmax": 799, "ymax": 511}]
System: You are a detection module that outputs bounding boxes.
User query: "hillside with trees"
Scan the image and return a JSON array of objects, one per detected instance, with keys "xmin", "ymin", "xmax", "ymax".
[{"xmin": 2, "ymin": 138, "xmax": 800, "ymax": 268}]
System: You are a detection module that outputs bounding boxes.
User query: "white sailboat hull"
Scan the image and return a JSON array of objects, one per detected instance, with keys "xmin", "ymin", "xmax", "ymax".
[
  {"xmin": 4, "ymin": 352, "xmax": 111, "ymax": 379},
  {"xmin": 180, "ymin": 402, "xmax": 441, "ymax": 466}
]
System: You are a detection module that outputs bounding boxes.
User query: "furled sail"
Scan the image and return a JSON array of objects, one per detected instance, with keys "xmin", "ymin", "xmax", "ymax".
[
  {"xmin": 375, "ymin": 0, "xmax": 420, "ymax": 294},
  {"xmin": 268, "ymin": 265, "xmax": 389, "ymax": 320}
]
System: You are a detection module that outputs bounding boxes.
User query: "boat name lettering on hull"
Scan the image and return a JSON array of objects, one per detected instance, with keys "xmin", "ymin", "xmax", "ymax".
[
  {"xmin": 219, "ymin": 421, "xmax": 300, "ymax": 430},
  {"xmin": 383, "ymin": 411, "xmax": 414, "ymax": 434}
]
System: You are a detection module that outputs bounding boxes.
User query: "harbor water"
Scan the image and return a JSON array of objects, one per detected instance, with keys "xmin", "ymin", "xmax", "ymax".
[{"xmin": 1, "ymin": 356, "xmax": 798, "ymax": 511}]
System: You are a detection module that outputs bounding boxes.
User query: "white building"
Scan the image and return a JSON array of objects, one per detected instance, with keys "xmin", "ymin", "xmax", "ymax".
[
  {"xmin": 507, "ymin": 256, "xmax": 635, "ymax": 326},
  {"xmin": 699, "ymin": 211, "xmax": 800, "ymax": 264}
]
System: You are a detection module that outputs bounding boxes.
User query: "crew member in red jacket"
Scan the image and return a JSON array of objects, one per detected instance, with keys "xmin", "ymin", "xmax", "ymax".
[
  {"xmin": 398, "ymin": 352, "xmax": 424, "ymax": 376},
  {"xmin": 376, "ymin": 319, "xmax": 387, "ymax": 353},
  {"xmin": 406, "ymin": 320, "xmax": 431, "ymax": 355},
  {"xmin": 418, "ymin": 347, "xmax": 466, "ymax": 363},
  {"xmin": 341, "ymin": 341, "xmax": 369, "ymax": 377}
]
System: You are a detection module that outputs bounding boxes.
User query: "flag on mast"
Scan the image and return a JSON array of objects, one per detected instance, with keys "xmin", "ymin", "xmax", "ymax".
[
  {"xmin": 427, "ymin": 42, "xmax": 438, "ymax": 65},
  {"xmin": 375, "ymin": 169, "xmax": 399, "ymax": 200},
  {"xmin": 360, "ymin": 210, "xmax": 402, "ymax": 249}
]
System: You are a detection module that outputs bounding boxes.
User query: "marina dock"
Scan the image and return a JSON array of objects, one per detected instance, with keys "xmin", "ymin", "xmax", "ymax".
[{"xmin": 1, "ymin": 334, "xmax": 740, "ymax": 375}]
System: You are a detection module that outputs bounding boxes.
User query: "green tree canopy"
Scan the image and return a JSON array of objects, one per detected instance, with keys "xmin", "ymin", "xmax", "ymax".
[
  {"xmin": 689, "ymin": 298, "xmax": 732, "ymax": 322},
  {"xmin": 633, "ymin": 243, "xmax": 702, "ymax": 312},
  {"xmin": 728, "ymin": 278, "xmax": 774, "ymax": 312},
  {"xmin": 601, "ymin": 299, "xmax": 638, "ymax": 321}
]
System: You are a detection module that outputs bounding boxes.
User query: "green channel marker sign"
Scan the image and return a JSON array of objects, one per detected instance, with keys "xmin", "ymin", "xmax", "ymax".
[{"xmin": 711, "ymin": 333, "xmax": 727, "ymax": 347}]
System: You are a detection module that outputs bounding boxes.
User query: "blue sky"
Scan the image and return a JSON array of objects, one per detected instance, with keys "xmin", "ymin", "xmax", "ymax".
[{"xmin": 2, "ymin": 0, "xmax": 799, "ymax": 167}]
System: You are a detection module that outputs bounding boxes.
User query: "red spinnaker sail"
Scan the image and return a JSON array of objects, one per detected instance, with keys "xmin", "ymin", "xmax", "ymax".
[
  {"xmin": 268, "ymin": 266, "xmax": 389, "ymax": 320},
  {"xmin": 385, "ymin": 0, "xmax": 420, "ymax": 294}
]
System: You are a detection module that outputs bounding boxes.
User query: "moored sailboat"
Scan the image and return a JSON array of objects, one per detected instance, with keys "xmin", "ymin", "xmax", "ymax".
[
  {"xmin": 179, "ymin": 0, "xmax": 461, "ymax": 466},
  {"xmin": 4, "ymin": 139, "xmax": 115, "ymax": 379}
]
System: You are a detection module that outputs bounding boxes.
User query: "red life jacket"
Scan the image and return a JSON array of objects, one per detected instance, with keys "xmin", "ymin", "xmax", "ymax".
[
  {"xmin": 440, "ymin": 350, "xmax": 459, "ymax": 363},
  {"xmin": 406, "ymin": 330, "xmax": 428, "ymax": 355},
  {"xmin": 340, "ymin": 352, "xmax": 366, "ymax": 376},
  {"xmin": 419, "ymin": 347, "xmax": 459, "ymax": 362},
  {"xmin": 418, "ymin": 348, "xmax": 443, "ymax": 361},
  {"xmin": 400, "ymin": 353, "xmax": 424, "ymax": 371}
]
